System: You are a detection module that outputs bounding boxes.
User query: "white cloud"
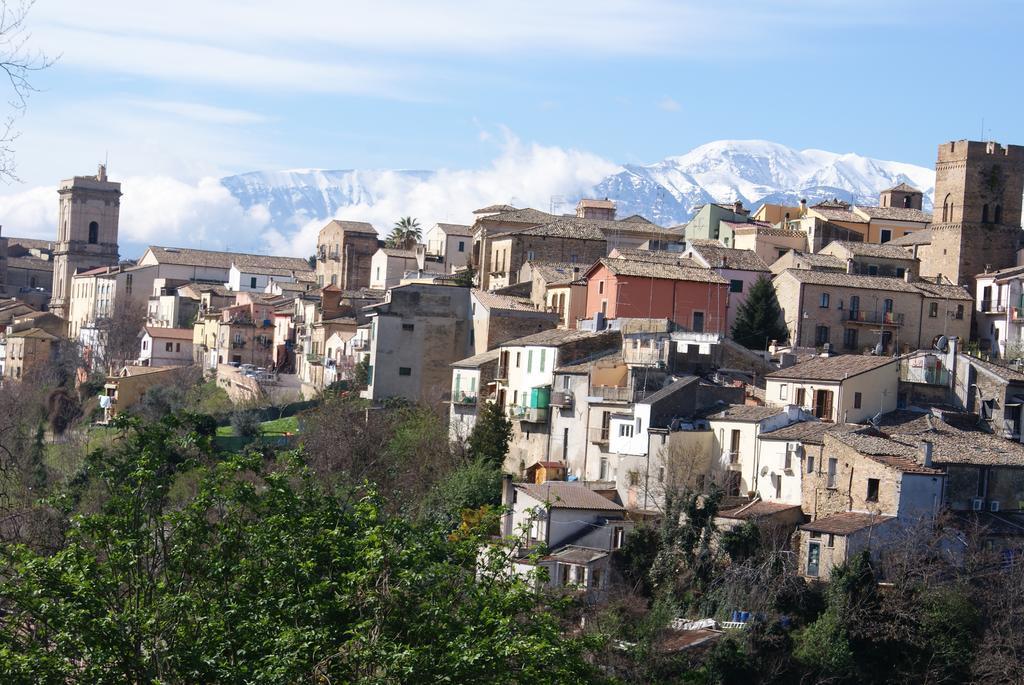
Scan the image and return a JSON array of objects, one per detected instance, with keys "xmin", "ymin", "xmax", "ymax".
[
  {"xmin": 0, "ymin": 133, "xmax": 617, "ymax": 258},
  {"xmin": 261, "ymin": 132, "xmax": 620, "ymax": 257},
  {"xmin": 658, "ymin": 97, "xmax": 681, "ymax": 112}
]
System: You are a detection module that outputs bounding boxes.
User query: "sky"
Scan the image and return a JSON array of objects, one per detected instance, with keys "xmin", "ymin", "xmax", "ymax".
[{"xmin": 0, "ymin": 0, "xmax": 1022, "ymax": 256}]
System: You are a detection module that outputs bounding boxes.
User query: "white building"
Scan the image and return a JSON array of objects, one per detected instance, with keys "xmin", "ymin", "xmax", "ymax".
[
  {"xmin": 424, "ymin": 222, "xmax": 473, "ymax": 273},
  {"xmin": 975, "ymin": 264, "xmax": 1024, "ymax": 358},
  {"xmin": 369, "ymin": 248, "xmax": 419, "ymax": 290},
  {"xmin": 138, "ymin": 326, "xmax": 194, "ymax": 367},
  {"xmin": 765, "ymin": 355, "xmax": 898, "ymax": 423}
]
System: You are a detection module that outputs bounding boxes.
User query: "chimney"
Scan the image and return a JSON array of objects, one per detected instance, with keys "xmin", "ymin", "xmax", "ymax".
[
  {"xmin": 97, "ymin": 164, "xmax": 107, "ymax": 182},
  {"xmin": 919, "ymin": 440, "xmax": 933, "ymax": 468},
  {"xmin": 733, "ymin": 200, "xmax": 743, "ymax": 215},
  {"xmin": 799, "ymin": 198, "xmax": 808, "ymax": 216},
  {"xmin": 846, "ymin": 258, "xmax": 855, "ymax": 274},
  {"xmin": 500, "ymin": 474, "xmax": 515, "ymax": 537}
]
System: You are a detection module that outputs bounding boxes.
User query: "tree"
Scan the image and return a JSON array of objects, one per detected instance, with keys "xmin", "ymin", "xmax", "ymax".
[
  {"xmin": 467, "ymin": 400, "xmax": 512, "ymax": 468},
  {"xmin": 386, "ymin": 216, "xmax": 422, "ymax": 250},
  {"xmin": 0, "ymin": 0, "xmax": 54, "ymax": 180},
  {"xmin": 730, "ymin": 275, "xmax": 788, "ymax": 350},
  {"xmin": 0, "ymin": 415, "xmax": 601, "ymax": 683},
  {"xmin": 92, "ymin": 299, "xmax": 149, "ymax": 374}
]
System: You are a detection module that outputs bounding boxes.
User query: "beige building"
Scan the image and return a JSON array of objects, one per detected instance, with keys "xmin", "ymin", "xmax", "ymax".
[
  {"xmin": 470, "ymin": 289, "xmax": 558, "ymax": 355},
  {"xmin": 138, "ymin": 327, "xmax": 194, "ymax": 367},
  {"xmin": 314, "ymin": 220, "xmax": 381, "ymax": 290},
  {"xmin": 362, "ymin": 283, "xmax": 472, "ymax": 404},
  {"xmin": 68, "ymin": 264, "xmax": 158, "ymax": 340},
  {"xmin": 817, "ymin": 241, "xmax": 919, "ymax": 279},
  {"xmin": 101, "ymin": 365, "xmax": 189, "ymax": 422},
  {"xmin": 732, "ymin": 224, "xmax": 807, "ymax": 265},
  {"xmin": 424, "ymin": 223, "xmax": 472, "ymax": 273},
  {"xmin": 50, "ymin": 166, "xmax": 122, "ymax": 319},
  {"xmin": 772, "ymin": 268, "xmax": 971, "ymax": 353},
  {"xmin": 765, "ymin": 355, "xmax": 899, "ymax": 424},
  {"xmin": 370, "ymin": 248, "xmax": 419, "ymax": 290},
  {"xmin": 3, "ymin": 311, "xmax": 66, "ymax": 381}
]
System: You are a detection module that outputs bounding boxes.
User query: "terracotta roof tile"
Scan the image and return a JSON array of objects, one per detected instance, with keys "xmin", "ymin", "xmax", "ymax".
[{"xmin": 598, "ymin": 257, "xmax": 728, "ymax": 284}]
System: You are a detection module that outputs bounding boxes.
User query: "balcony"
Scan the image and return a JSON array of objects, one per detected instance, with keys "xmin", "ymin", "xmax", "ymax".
[
  {"xmin": 845, "ymin": 310, "xmax": 904, "ymax": 326},
  {"xmin": 1012, "ymin": 307, "xmax": 1024, "ymax": 324},
  {"xmin": 589, "ymin": 427, "xmax": 610, "ymax": 445},
  {"xmin": 899, "ymin": 358, "xmax": 950, "ymax": 386},
  {"xmin": 351, "ymin": 339, "xmax": 368, "ymax": 351},
  {"xmin": 623, "ymin": 347, "xmax": 666, "ymax": 366},
  {"xmin": 981, "ymin": 300, "xmax": 1008, "ymax": 314},
  {"xmin": 306, "ymin": 353, "xmax": 323, "ymax": 365},
  {"xmin": 507, "ymin": 405, "xmax": 547, "ymax": 423},
  {"xmin": 452, "ymin": 391, "xmax": 477, "ymax": 406},
  {"xmin": 590, "ymin": 385, "xmax": 633, "ymax": 402},
  {"xmin": 550, "ymin": 391, "xmax": 574, "ymax": 409}
]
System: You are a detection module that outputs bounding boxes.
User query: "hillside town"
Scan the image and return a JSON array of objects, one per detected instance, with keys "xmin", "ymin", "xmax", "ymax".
[{"xmin": 3, "ymin": 137, "xmax": 1024, "ymax": 679}]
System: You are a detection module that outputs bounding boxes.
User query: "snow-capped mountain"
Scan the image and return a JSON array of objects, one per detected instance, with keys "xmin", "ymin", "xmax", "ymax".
[{"xmin": 220, "ymin": 140, "xmax": 935, "ymax": 233}]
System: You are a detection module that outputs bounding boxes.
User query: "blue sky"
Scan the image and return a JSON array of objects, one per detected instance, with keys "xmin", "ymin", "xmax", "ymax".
[{"xmin": 0, "ymin": 0, "xmax": 1021, "ymax": 253}]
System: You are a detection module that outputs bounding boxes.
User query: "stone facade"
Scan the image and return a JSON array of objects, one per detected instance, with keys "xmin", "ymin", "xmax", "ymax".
[
  {"xmin": 314, "ymin": 220, "xmax": 381, "ymax": 290},
  {"xmin": 926, "ymin": 140, "xmax": 1024, "ymax": 287},
  {"xmin": 50, "ymin": 166, "xmax": 121, "ymax": 319}
]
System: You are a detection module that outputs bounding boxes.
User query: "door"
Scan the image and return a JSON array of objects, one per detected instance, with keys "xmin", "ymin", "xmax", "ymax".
[
  {"xmin": 813, "ymin": 389, "xmax": 834, "ymax": 421},
  {"xmin": 692, "ymin": 311, "xmax": 705, "ymax": 333},
  {"xmin": 807, "ymin": 542, "xmax": 821, "ymax": 577},
  {"xmin": 729, "ymin": 429, "xmax": 741, "ymax": 464}
]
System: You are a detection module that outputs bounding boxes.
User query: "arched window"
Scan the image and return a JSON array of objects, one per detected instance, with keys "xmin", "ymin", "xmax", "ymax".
[
  {"xmin": 995, "ymin": 205, "xmax": 1003, "ymax": 224},
  {"xmin": 942, "ymin": 194, "xmax": 951, "ymax": 222},
  {"xmin": 982, "ymin": 204, "xmax": 990, "ymax": 223},
  {"xmin": 88, "ymin": 221, "xmax": 99, "ymax": 244}
]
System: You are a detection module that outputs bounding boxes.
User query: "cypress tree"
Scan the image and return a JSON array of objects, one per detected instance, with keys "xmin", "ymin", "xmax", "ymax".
[{"xmin": 730, "ymin": 275, "xmax": 789, "ymax": 350}]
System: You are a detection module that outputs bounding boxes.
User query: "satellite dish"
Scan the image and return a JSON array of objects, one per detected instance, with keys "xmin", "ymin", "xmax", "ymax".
[
  {"xmin": 760, "ymin": 466, "xmax": 769, "ymax": 477},
  {"xmin": 934, "ymin": 335, "xmax": 949, "ymax": 353}
]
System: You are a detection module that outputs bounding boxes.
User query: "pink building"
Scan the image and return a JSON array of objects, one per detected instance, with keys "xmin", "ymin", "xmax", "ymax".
[
  {"xmin": 584, "ymin": 257, "xmax": 728, "ymax": 334},
  {"xmin": 683, "ymin": 240, "xmax": 771, "ymax": 333}
]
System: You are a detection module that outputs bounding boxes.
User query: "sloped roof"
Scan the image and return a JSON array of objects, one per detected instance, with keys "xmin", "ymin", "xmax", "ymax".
[
  {"xmin": 687, "ymin": 241, "xmax": 770, "ymax": 271},
  {"xmin": 767, "ymin": 354, "xmax": 896, "ymax": 381},
  {"xmin": 759, "ymin": 420, "xmax": 844, "ymax": 444},
  {"xmin": 517, "ymin": 481, "xmax": 624, "ymax": 510},
  {"xmin": 883, "ymin": 182, "xmax": 921, "ymax": 193},
  {"xmin": 143, "ymin": 326, "xmax": 193, "ymax": 340},
  {"xmin": 597, "ymin": 257, "xmax": 727, "ymax": 284},
  {"xmin": 578, "ymin": 198, "xmax": 616, "ymax": 209},
  {"xmin": 527, "ymin": 261, "xmax": 589, "ymax": 285},
  {"xmin": 637, "ymin": 376, "xmax": 699, "ymax": 405},
  {"xmin": 321, "ymin": 219, "xmax": 378, "ymax": 234},
  {"xmin": 379, "ymin": 248, "xmax": 417, "ymax": 258},
  {"xmin": 473, "ymin": 204, "xmax": 518, "ymax": 214},
  {"xmin": 801, "ymin": 512, "xmax": 894, "ymax": 535},
  {"xmin": 555, "ymin": 349, "xmax": 622, "ymax": 373},
  {"xmin": 778, "ymin": 268, "xmax": 921, "ymax": 293},
  {"xmin": 853, "ymin": 206, "xmax": 932, "ymax": 223},
  {"xmin": 809, "ymin": 206, "xmax": 867, "ymax": 224},
  {"xmin": 709, "ymin": 405, "xmax": 786, "ymax": 422},
  {"xmin": 876, "ymin": 410, "xmax": 1024, "ymax": 466},
  {"xmin": 502, "ymin": 328, "xmax": 612, "ymax": 348},
  {"xmin": 522, "ymin": 218, "xmax": 607, "ymax": 241},
  {"xmin": 477, "ymin": 207, "xmax": 554, "ymax": 226},
  {"xmin": 912, "ymin": 280, "xmax": 972, "ymax": 301},
  {"xmin": 7, "ymin": 327, "xmax": 58, "ymax": 341},
  {"xmin": 719, "ymin": 501, "xmax": 803, "ymax": 520},
  {"xmin": 144, "ymin": 246, "xmax": 311, "ymax": 272},
  {"xmin": 611, "ymin": 249, "xmax": 700, "ymax": 267},
  {"xmin": 472, "ymin": 289, "xmax": 541, "ymax": 312},
  {"xmin": 435, "ymin": 222, "xmax": 473, "ymax": 236},
  {"xmin": 823, "ymin": 240, "xmax": 917, "ymax": 260},
  {"xmin": 776, "ymin": 251, "xmax": 845, "ymax": 270},
  {"xmin": 889, "ymin": 229, "xmax": 931, "ymax": 246}
]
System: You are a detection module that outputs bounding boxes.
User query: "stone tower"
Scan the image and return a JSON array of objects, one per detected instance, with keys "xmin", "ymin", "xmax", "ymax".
[
  {"xmin": 49, "ymin": 165, "xmax": 121, "ymax": 318},
  {"xmin": 926, "ymin": 140, "xmax": 1024, "ymax": 286}
]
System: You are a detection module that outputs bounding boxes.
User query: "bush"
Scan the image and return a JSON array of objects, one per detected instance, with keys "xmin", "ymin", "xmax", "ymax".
[{"xmin": 230, "ymin": 410, "xmax": 261, "ymax": 438}]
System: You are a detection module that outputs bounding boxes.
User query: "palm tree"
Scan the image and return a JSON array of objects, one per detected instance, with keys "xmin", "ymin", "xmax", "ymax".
[{"xmin": 388, "ymin": 216, "xmax": 422, "ymax": 250}]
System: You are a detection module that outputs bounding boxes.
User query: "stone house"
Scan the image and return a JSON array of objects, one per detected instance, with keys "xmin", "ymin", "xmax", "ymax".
[
  {"xmin": 361, "ymin": 283, "xmax": 471, "ymax": 404},
  {"xmin": 314, "ymin": 219, "xmax": 381, "ymax": 290},
  {"xmin": 101, "ymin": 365, "xmax": 190, "ymax": 422},
  {"xmin": 817, "ymin": 241, "xmax": 919, "ymax": 279},
  {"xmin": 584, "ymin": 257, "xmax": 728, "ymax": 334},
  {"xmin": 518, "ymin": 260, "xmax": 588, "ymax": 329},
  {"xmin": 68, "ymin": 264, "xmax": 157, "ymax": 342},
  {"xmin": 137, "ymin": 246, "xmax": 312, "ymax": 288},
  {"xmin": 768, "ymin": 250, "xmax": 845, "ymax": 275},
  {"xmin": 471, "ymin": 207, "xmax": 557, "ymax": 291},
  {"xmin": 423, "ymin": 222, "xmax": 472, "ymax": 273},
  {"xmin": 448, "ymin": 348, "xmax": 499, "ymax": 440},
  {"xmin": 485, "ymin": 218, "xmax": 608, "ymax": 291},
  {"xmin": 138, "ymin": 326, "xmax": 194, "ymax": 367},
  {"xmin": 772, "ymin": 268, "xmax": 971, "ymax": 353},
  {"xmin": 470, "ymin": 289, "xmax": 558, "ymax": 355},
  {"xmin": 765, "ymin": 355, "xmax": 899, "ymax": 423},
  {"xmin": 682, "ymin": 240, "xmax": 770, "ymax": 333},
  {"xmin": 216, "ymin": 299, "xmax": 277, "ymax": 368},
  {"xmin": 4, "ymin": 326, "xmax": 59, "ymax": 381},
  {"xmin": 732, "ymin": 224, "xmax": 807, "ymax": 266},
  {"xmin": 369, "ymin": 248, "xmax": 420, "ymax": 290}
]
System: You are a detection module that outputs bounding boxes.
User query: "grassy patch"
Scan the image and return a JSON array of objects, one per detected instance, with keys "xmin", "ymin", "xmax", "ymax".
[{"xmin": 215, "ymin": 415, "xmax": 299, "ymax": 438}]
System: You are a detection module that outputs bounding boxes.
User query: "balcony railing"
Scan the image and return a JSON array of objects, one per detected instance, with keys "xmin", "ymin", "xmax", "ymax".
[
  {"xmin": 351, "ymin": 339, "xmax": 368, "ymax": 351},
  {"xmin": 590, "ymin": 385, "xmax": 633, "ymax": 402},
  {"xmin": 452, "ymin": 391, "xmax": 478, "ymax": 405},
  {"xmin": 306, "ymin": 353, "xmax": 323, "ymax": 365},
  {"xmin": 549, "ymin": 391, "xmax": 574, "ymax": 409},
  {"xmin": 899, "ymin": 359, "xmax": 951, "ymax": 386},
  {"xmin": 623, "ymin": 347, "xmax": 666, "ymax": 366},
  {"xmin": 845, "ymin": 310, "xmax": 904, "ymax": 326},
  {"xmin": 507, "ymin": 405, "xmax": 547, "ymax": 423},
  {"xmin": 981, "ymin": 300, "xmax": 1008, "ymax": 314}
]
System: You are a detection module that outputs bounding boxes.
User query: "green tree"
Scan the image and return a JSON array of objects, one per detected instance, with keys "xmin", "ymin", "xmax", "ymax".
[
  {"xmin": 0, "ymin": 414, "xmax": 601, "ymax": 683},
  {"xmin": 730, "ymin": 275, "xmax": 788, "ymax": 350},
  {"xmin": 467, "ymin": 400, "xmax": 513, "ymax": 468},
  {"xmin": 386, "ymin": 216, "xmax": 422, "ymax": 249}
]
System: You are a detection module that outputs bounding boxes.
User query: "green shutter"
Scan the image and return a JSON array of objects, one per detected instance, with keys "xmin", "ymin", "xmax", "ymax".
[
  {"xmin": 527, "ymin": 350, "xmax": 533, "ymax": 373},
  {"xmin": 540, "ymin": 349, "xmax": 546, "ymax": 372}
]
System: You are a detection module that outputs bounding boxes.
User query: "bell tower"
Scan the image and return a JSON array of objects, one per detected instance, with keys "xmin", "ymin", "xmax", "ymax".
[
  {"xmin": 926, "ymin": 140, "xmax": 1024, "ymax": 286},
  {"xmin": 49, "ymin": 165, "xmax": 121, "ymax": 318}
]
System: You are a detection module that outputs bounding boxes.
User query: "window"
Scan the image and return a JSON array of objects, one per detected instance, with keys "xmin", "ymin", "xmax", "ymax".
[
  {"xmin": 598, "ymin": 281, "xmax": 604, "ymax": 295},
  {"xmin": 658, "ymin": 466, "xmax": 665, "ymax": 483},
  {"xmin": 928, "ymin": 302, "xmax": 938, "ymax": 318},
  {"xmin": 854, "ymin": 392, "xmax": 862, "ymax": 409},
  {"xmin": 729, "ymin": 429, "xmax": 740, "ymax": 464},
  {"xmin": 398, "ymin": 367, "xmax": 412, "ymax": 376},
  {"xmin": 458, "ymin": 240, "xmax": 465, "ymax": 252},
  {"xmin": 866, "ymin": 478, "xmax": 880, "ymax": 502},
  {"xmin": 375, "ymin": 267, "xmax": 380, "ymax": 281},
  {"xmin": 619, "ymin": 424, "xmax": 634, "ymax": 438},
  {"xmin": 779, "ymin": 383, "xmax": 788, "ymax": 400},
  {"xmin": 880, "ymin": 228, "xmax": 892, "ymax": 243},
  {"xmin": 982, "ymin": 204, "xmax": 990, "ymax": 223},
  {"xmin": 88, "ymin": 221, "xmax": 99, "ymax": 244},
  {"xmin": 849, "ymin": 295, "xmax": 860, "ymax": 315},
  {"xmin": 175, "ymin": 343, "xmax": 181, "ymax": 352},
  {"xmin": 527, "ymin": 250, "xmax": 535, "ymax": 261},
  {"xmin": 807, "ymin": 455, "xmax": 815, "ymax": 474},
  {"xmin": 820, "ymin": 292, "xmax": 830, "ymax": 308},
  {"xmin": 692, "ymin": 311, "xmax": 705, "ymax": 333},
  {"xmin": 527, "ymin": 350, "xmax": 533, "ymax": 373},
  {"xmin": 827, "ymin": 534, "xmax": 835, "ymax": 548},
  {"xmin": 562, "ymin": 375, "xmax": 570, "ymax": 389},
  {"xmin": 143, "ymin": 340, "xmax": 149, "ymax": 351},
  {"xmin": 896, "ymin": 267, "xmax": 906, "ymax": 278},
  {"xmin": 402, "ymin": 323, "xmax": 414, "ymax": 331},
  {"xmin": 807, "ymin": 542, "xmax": 820, "ymax": 577},
  {"xmin": 516, "ymin": 352, "xmax": 521, "ymax": 368},
  {"xmin": 730, "ymin": 279, "xmax": 743, "ymax": 293},
  {"xmin": 868, "ymin": 265, "xmax": 879, "ymax": 275},
  {"xmin": 613, "ymin": 527, "xmax": 625, "ymax": 549},
  {"xmin": 827, "ymin": 457, "xmax": 838, "ymax": 488},
  {"xmin": 250, "ymin": 277, "xmax": 257, "ymax": 289},
  {"xmin": 599, "ymin": 457, "xmax": 609, "ymax": 480},
  {"xmin": 784, "ymin": 444, "xmax": 795, "ymax": 470},
  {"xmin": 843, "ymin": 328, "xmax": 858, "ymax": 350},
  {"xmin": 815, "ymin": 325, "xmax": 830, "ymax": 346},
  {"xmin": 330, "ymin": 275, "xmax": 337, "ymax": 286},
  {"xmin": 795, "ymin": 387, "xmax": 806, "ymax": 406},
  {"xmin": 539, "ymin": 349, "xmax": 546, "ymax": 372},
  {"xmin": 955, "ymin": 304, "xmax": 964, "ymax": 320},
  {"xmin": 995, "ymin": 205, "xmax": 1003, "ymax": 224},
  {"xmin": 883, "ymin": 298, "xmax": 893, "ymax": 313}
]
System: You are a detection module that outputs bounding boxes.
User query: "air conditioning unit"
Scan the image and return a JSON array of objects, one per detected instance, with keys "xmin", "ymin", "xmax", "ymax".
[
  {"xmin": 971, "ymin": 498, "xmax": 984, "ymax": 511},
  {"xmin": 990, "ymin": 501, "xmax": 1001, "ymax": 513}
]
